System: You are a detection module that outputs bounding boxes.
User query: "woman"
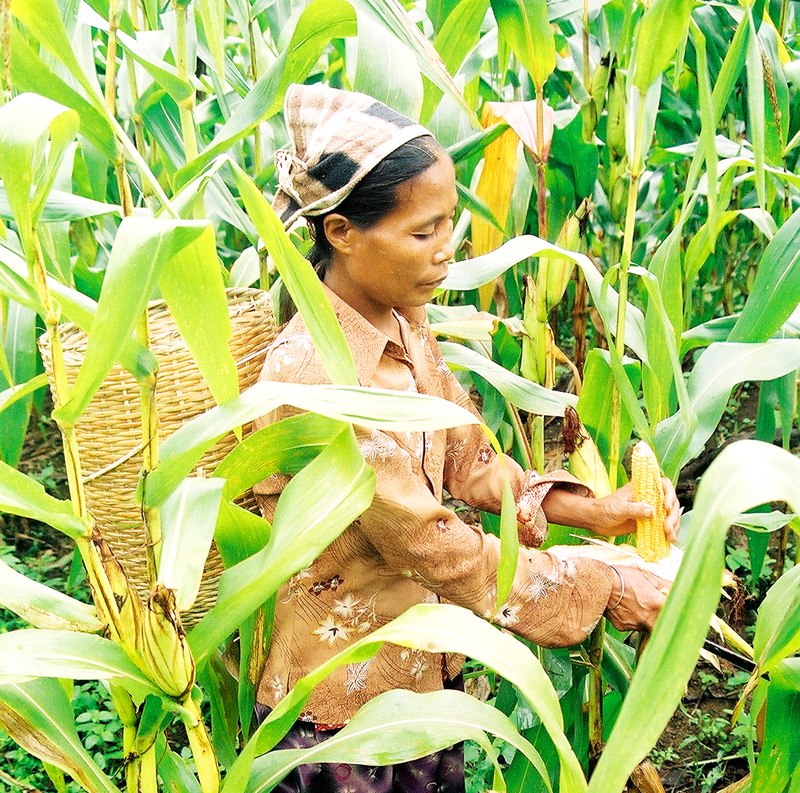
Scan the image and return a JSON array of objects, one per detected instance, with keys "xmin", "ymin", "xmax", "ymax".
[{"xmin": 253, "ymin": 83, "xmax": 680, "ymax": 792}]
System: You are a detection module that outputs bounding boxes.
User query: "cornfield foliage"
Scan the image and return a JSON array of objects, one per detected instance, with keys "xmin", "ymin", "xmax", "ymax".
[{"xmin": 0, "ymin": 0, "xmax": 799, "ymax": 791}]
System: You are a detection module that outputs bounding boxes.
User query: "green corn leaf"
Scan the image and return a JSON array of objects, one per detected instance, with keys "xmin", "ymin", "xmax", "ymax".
[
  {"xmin": 214, "ymin": 500, "xmax": 273, "ymax": 568},
  {"xmin": 0, "ymin": 460, "xmax": 88, "ymax": 538},
  {"xmin": 159, "ymin": 225, "xmax": 239, "ymax": 408},
  {"xmin": 0, "ymin": 374, "xmax": 49, "ymax": 419},
  {"xmin": 116, "ymin": 28, "xmax": 193, "ymax": 104},
  {"xmin": 0, "ymin": 185, "xmax": 121, "ymax": 223},
  {"xmin": 195, "ymin": 0, "xmax": 227, "ymax": 78},
  {"xmin": 227, "ymin": 604, "xmax": 586, "ymax": 793},
  {"xmin": 175, "ymin": 0, "xmax": 356, "ymax": 187},
  {"xmin": 0, "ymin": 557, "xmax": 103, "ymax": 632},
  {"xmin": 356, "ymin": 0, "xmax": 477, "ymax": 124},
  {"xmin": 491, "ymin": 0, "xmax": 555, "ymax": 91},
  {"xmin": 655, "ymin": 340, "xmax": 800, "ymax": 479},
  {"xmin": 0, "ymin": 630, "xmax": 162, "ymax": 701},
  {"xmin": 0, "ymin": 93, "xmax": 80, "ymax": 264},
  {"xmin": 575, "ymin": 349, "xmax": 641, "ymax": 466},
  {"xmin": 443, "ymin": 235, "xmax": 649, "ymax": 365},
  {"xmin": 246, "ymin": 689, "xmax": 549, "ymax": 793},
  {"xmin": 231, "ymin": 163, "xmax": 358, "ymax": 386},
  {"xmin": 52, "ymin": 218, "xmax": 208, "ymax": 427},
  {"xmin": 420, "ymin": 0, "xmax": 488, "ymax": 123},
  {"xmin": 10, "ymin": 0, "xmax": 107, "ymax": 118},
  {"xmin": 0, "ymin": 679, "xmax": 122, "ymax": 793},
  {"xmin": 158, "ymin": 745, "xmax": 204, "ymax": 793},
  {"xmin": 352, "ymin": 9, "xmax": 423, "ymax": 120},
  {"xmin": 5, "ymin": 24, "xmax": 117, "ymax": 159},
  {"xmin": 0, "ymin": 244, "xmax": 157, "ymax": 383},
  {"xmin": 0, "ymin": 246, "xmax": 42, "ymax": 312},
  {"xmin": 213, "ymin": 413, "xmax": 345, "ymax": 501},
  {"xmin": 158, "ymin": 478, "xmax": 225, "ymax": 613},
  {"xmin": 642, "ymin": 227, "xmax": 684, "ymax": 427},
  {"xmin": 197, "ymin": 653, "xmax": 239, "ymax": 770},
  {"xmin": 691, "ymin": 22, "xmax": 719, "ymax": 252},
  {"xmin": 588, "ymin": 440, "xmax": 800, "ymax": 792},
  {"xmin": 631, "ymin": 0, "xmax": 694, "ymax": 94},
  {"xmin": 631, "ymin": 266, "xmax": 695, "ymax": 441},
  {"xmin": 273, "ymin": 0, "xmax": 357, "ymax": 117},
  {"xmin": 188, "ymin": 426, "xmax": 375, "ymax": 663},
  {"xmin": 729, "ymin": 206, "xmax": 800, "ymax": 343},
  {"xmin": 456, "ymin": 181, "xmax": 506, "ymax": 233},
  {"xmin": 439, "ymin": 341, "xmax": 576, "ymax": 415},
  {"xmin": 752, "ymin": 659, "xmax": 800, "ymax": 791},
  {"xmin": 145, "ymin": 380, "xmax": 480, "ymax": 509},
  {"xmin": 753, "ymin": 563, "xmax": 800, "ymax": 673},
  {"xmin": 744, "ymin": 6, "xmax": 766, "ymax": 212},
  {"xmin": 0, "ymin": 301, "xmax": 37, "ymax": 467}
]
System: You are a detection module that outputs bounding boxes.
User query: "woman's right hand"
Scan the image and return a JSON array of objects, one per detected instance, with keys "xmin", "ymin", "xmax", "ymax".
[{"xmin": 604, "ymin": 564, "xmax": 669, "ymax": 633}]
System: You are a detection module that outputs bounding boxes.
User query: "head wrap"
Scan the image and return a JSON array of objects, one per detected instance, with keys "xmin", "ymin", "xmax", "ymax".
[{"xmin": 272, "ymin": 84, "xmax": 433, "ymax": 228}]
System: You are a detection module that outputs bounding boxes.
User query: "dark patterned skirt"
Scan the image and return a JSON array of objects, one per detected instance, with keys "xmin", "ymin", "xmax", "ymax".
[{"xmin": 254, "ymin": 681, "xmax": 465, "ymax": 793}]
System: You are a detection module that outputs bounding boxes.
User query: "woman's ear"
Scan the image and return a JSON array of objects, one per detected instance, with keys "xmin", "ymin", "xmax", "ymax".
[{"xmin": 323, "ymin": 214, "xmax": 355, "ymax": 254}]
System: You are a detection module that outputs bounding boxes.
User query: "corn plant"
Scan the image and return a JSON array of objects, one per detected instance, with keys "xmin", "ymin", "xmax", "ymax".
[{"xmin": 1, "ymin": 0, "xmax": 800, "ymax": 791}]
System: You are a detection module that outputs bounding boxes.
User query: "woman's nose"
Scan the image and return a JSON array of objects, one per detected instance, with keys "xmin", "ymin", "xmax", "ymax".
[{"xmin": 436, "ymin": 232, "xmax": 454, "ymax": 264}]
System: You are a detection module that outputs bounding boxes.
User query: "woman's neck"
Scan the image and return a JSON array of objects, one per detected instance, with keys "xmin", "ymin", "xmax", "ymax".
[{"xmin": 323, "ymin": 270, "xmax": 402, "ymax": 344}]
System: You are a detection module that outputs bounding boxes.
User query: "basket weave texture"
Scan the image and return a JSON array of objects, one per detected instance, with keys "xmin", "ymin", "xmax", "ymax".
[{"xmin": 39, "ymin": 287, "xmax": 277, "ymax": 625}]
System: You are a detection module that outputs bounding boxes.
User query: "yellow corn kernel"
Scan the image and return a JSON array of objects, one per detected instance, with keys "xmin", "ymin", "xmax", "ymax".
[{"xmin": 631, "ymin": 440, "xmax": 670, "ymax": 563}]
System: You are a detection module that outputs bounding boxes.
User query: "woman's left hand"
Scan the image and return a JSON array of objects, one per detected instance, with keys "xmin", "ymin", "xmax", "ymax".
[{"xmin": 589, "ymin": 479, "xmax": 681, "ymax": 541}]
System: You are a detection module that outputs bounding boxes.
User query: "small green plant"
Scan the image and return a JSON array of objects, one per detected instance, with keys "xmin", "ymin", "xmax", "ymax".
[
  {"xmin": 649, "ymin": 744, "xmax": 679, "ymax": 769},
  {"xmin": 678, "ymin": 708, "xmax": 751, "ymax": 793}
]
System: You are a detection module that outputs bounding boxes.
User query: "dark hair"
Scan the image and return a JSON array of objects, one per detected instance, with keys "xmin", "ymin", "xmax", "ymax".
[{"xmin": 280, "ymin": 135, "xmax": 444, "ymax": 321}]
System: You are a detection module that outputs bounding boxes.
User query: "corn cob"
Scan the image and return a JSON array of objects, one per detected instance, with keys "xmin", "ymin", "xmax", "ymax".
[
  {"xmin": 562, "ymin": 406, "xmax": 612, "ymax": 499},
  {"xmin": 539, "ymin": 199, "xmax": 588, "ymax": 314},
  {"xmin": 631, "ymin": 441, "xmax": 670, "ymax": 562},
  {"xmin": 606, "ymin": 66, "xmax": 626, "ymax": 161},
  {"xmin": 138, "ymin": 583, "xmax": 195, "ymax": 700},
  {"xmin": 89, "ymin": 529, "xmax": 144, "ymax": 655},
  {"xmin": 581, "ymin": 54, "xmax": 610, "ymax": 141}
]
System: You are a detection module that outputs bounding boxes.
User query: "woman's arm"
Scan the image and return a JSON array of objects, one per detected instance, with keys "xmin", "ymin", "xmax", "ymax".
[{"xmin": 535, "ymin": 479, "xmax": 681, "ymax": 541}]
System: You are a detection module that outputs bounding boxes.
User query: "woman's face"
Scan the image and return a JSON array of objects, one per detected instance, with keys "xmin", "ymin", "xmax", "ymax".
[{"xmin": 325, "ymin": 155, "xmax": 458, "ymax": 323}]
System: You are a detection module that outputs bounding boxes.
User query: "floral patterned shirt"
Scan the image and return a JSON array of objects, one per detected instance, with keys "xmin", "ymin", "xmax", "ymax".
[{"xmin": 253, "ymin": 284, "xmax": 616, "ymax": 727}]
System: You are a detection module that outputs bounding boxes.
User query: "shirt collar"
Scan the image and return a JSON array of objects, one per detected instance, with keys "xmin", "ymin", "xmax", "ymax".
[{"xmin": 319, "ymin": 283, "xmax": 422, "ymax": 386}]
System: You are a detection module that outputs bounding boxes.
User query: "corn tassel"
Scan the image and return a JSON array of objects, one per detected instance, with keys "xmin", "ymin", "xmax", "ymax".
[
  {"xmin": 562, "ymin": 406, "xmax": 612, "ymax": 499},
  {"xmin": 631, "ymin": 441, "xmax": 670, "ymax": 562}
]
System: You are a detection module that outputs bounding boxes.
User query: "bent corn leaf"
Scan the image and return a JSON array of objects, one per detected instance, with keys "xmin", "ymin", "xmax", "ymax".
[
  {"xmin": 588, "ymin": 440, "xmax": 800, "ymax": 792},
  {"xmin": 246, "ymin": 690, "xmax": 549, "ymax": 793},
  {"xmin": 0, "ymin": 679, "xmax": 121, "ymax": 793},
  {"xmin": 0, "ymin": 559, "xmax": 102, "ymax": 632},
  {"xmin": 225, "ymin": 604, "xmax": 585, "ymax": 793},
  {"xmin": 53, "ymin": 218, "xmax": 208, "ymax": 426},
  {"xmin": 0, "ymin": 460, "xmax": 88, "ymax": 538},
  {"xmin": 188, "ymin": 426, "xmax": 375, "ymax": 663}
]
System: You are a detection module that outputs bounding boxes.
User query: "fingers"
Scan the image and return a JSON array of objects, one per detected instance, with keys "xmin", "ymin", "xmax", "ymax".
[
  {"xmin": 605, "ymin": 566, "xmax": 667, "ymax": 632},
  {"xmin": 662, "ymin": 476, "xmax": 681, "ymax": 543}
]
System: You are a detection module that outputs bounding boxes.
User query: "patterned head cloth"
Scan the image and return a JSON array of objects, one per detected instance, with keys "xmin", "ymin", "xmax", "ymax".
[{"xmin": 273, "ymin": 83, "xmax": 433, "ymax": 228}]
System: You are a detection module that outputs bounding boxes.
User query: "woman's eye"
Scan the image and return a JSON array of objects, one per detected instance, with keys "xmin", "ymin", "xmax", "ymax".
[{"xmin": 414, "ymin": 231, "xmax": 434, "ymax": 239}]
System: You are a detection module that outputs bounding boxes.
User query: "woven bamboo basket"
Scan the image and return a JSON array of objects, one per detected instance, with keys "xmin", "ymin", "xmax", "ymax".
[{"xmin": 39, "ymin": 287, "xmax": 277, "ymax": 626}]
